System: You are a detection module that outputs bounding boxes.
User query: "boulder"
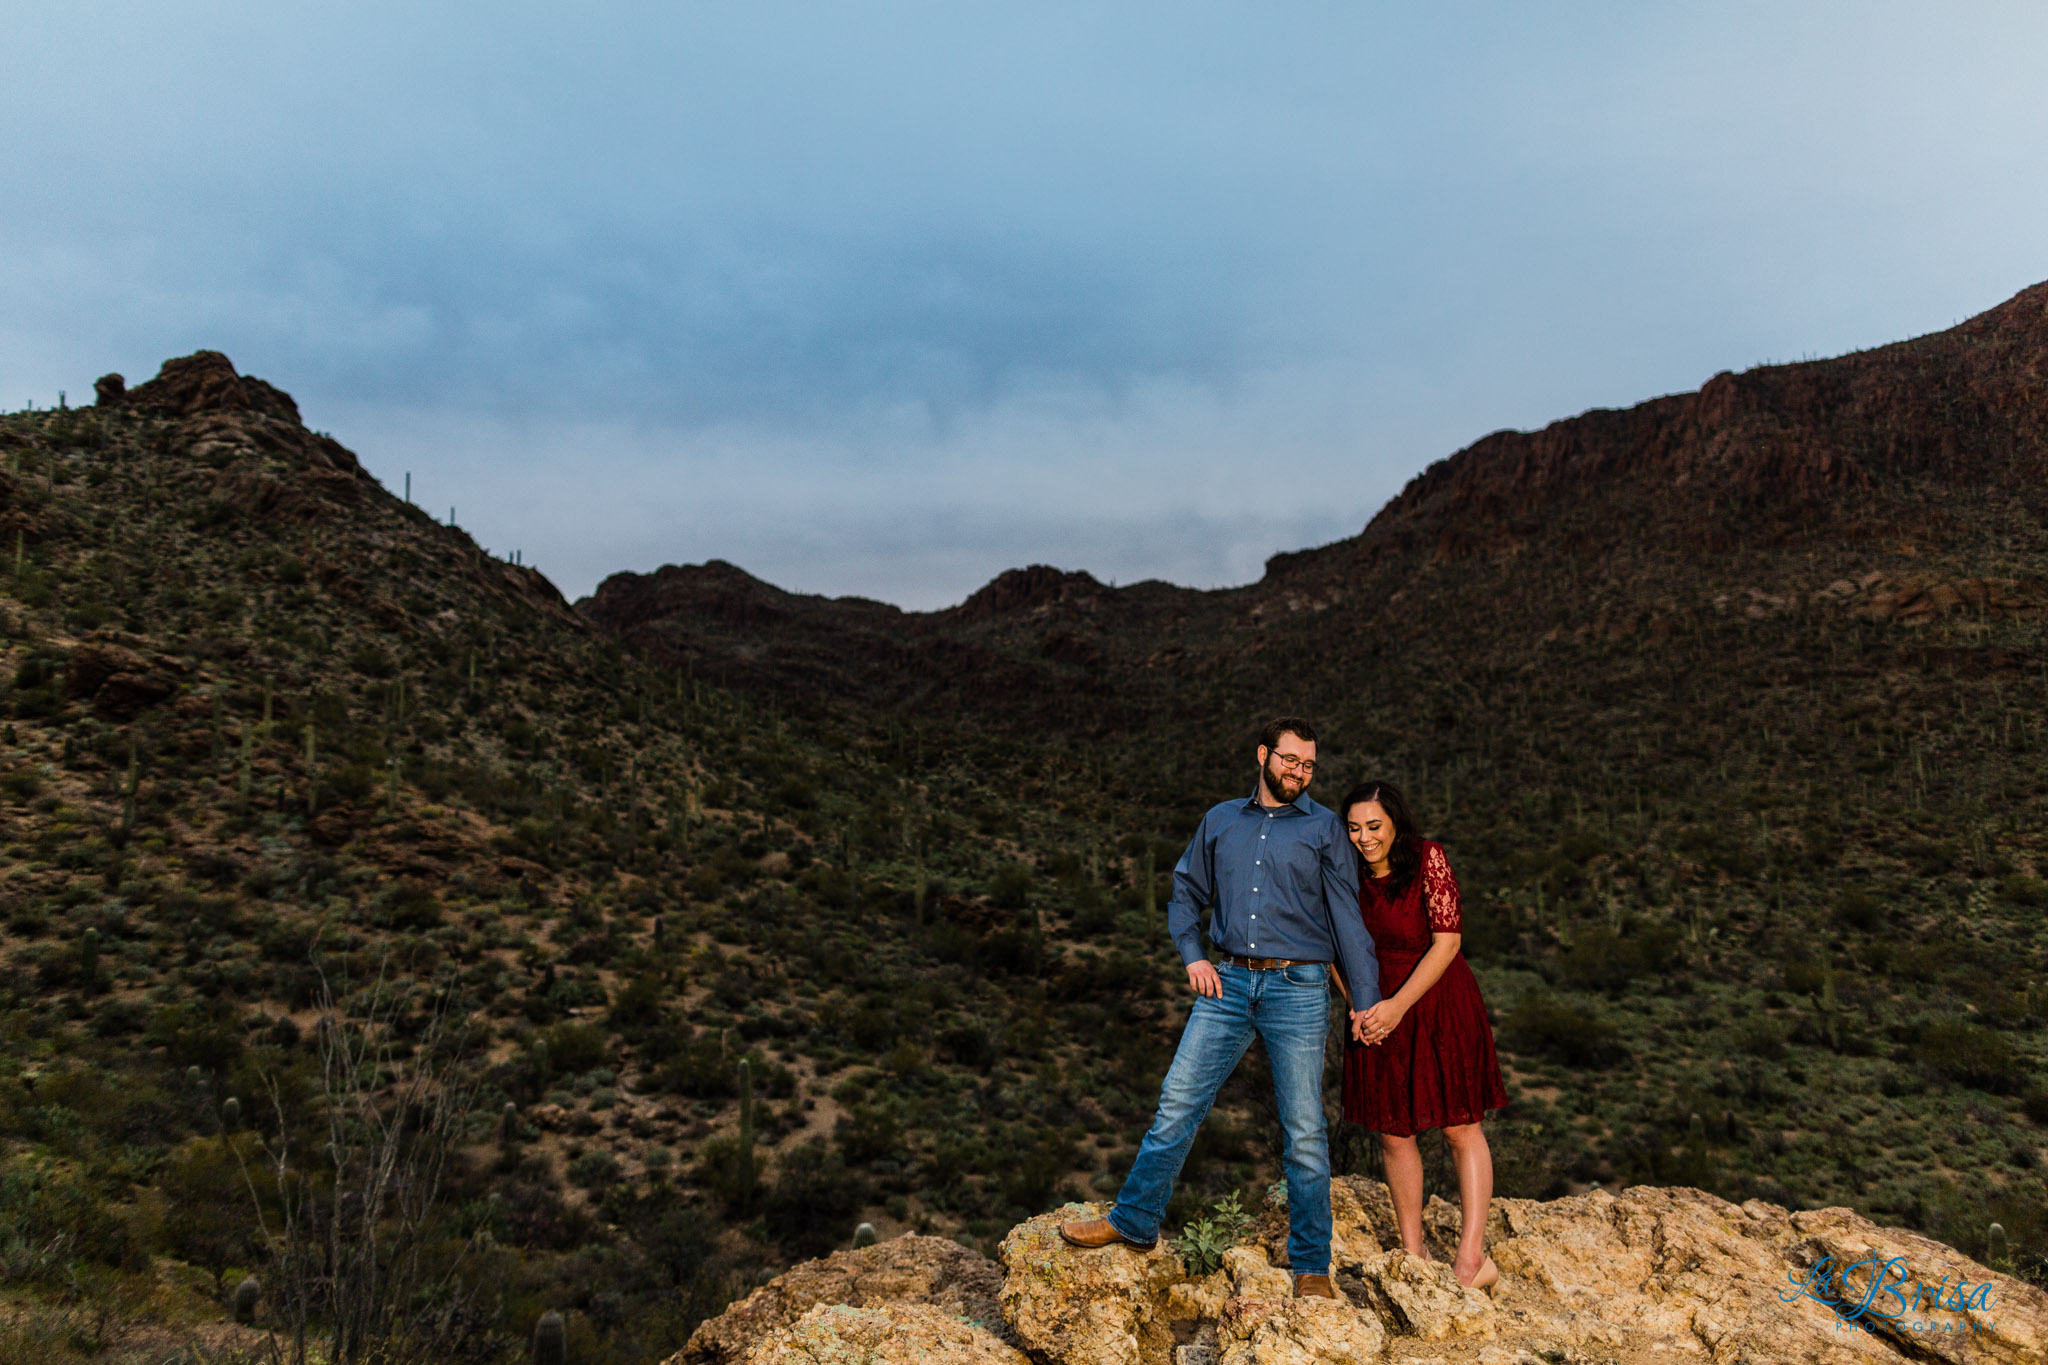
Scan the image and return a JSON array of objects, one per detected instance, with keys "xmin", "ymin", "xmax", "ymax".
[
  {"xmin": 677, "ymin": 1233, "xmax": 1009, "ymax": 1364},
  {"xmin": 64, "ymin": 642, "xmax": 179, "ymax": 718},
  {"xmin": 1215, "ymin": 1296, "xmax": 1386, "ymax": 1364},
  {"xmin": 1483, "ymin": 1185, "xmax": 2047, "ymax": 1365},
  {"xmin": 734, "ymin": 1302, "xmax": 1028, "ymax": 1365},
  {"xmin": 1351, "ymin": 1249, "xmax": 1492, "ymax": 1340},
  {"xmin": 1220, "ymin": 1245, "xmax": 1292, "ymax": 1301},
  {"xmin": 997, "ymin": 1202, "xmax": 1190, "ymax": 1365}
]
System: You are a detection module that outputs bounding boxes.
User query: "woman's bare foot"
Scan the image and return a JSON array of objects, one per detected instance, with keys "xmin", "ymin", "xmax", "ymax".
[{"xmin": 1452, "ymin": 1253, "xmax": 1498, "ymax": 1290}]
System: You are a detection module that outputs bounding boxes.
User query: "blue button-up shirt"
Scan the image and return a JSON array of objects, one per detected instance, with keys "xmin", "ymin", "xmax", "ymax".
[{"xmin": 1166, "ymin": 788, "xmax": 1381, "ymax": 1008}]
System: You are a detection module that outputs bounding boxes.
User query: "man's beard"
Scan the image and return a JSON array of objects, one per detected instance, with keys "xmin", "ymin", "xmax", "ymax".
[{"xmin": 1262, "ymin": 759, "xmax": 1305, "ymax": 804}]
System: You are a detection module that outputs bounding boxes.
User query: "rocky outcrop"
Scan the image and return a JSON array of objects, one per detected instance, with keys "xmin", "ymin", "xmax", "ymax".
[
  {"xmin": 64, "ymin": 640, "xmax": 184, "ymax": 719},
  {"xmin": 678, "ymin": 1183, "xmax": 2048, "ymax": 1365},
  {"xmin": 732, "ymin": 1302, "xmax": 1028, "ymax": 1364},
  {"xmin": 677, "ymin": 1233, "xmax": 1010, "ymax": 1364},
  {"xmin": 113, "ymin": 350, "xmax": 304, "ymax": 426},
  {"xmin": 998, "ymin": 1205, "xmax": 1192, "ymax": 1365}
]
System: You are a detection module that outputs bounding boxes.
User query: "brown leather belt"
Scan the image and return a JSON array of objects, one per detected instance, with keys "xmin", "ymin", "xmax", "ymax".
[{"xmin": 1224, "ymin": 954, "xmax": 1325, "ymax": 971}]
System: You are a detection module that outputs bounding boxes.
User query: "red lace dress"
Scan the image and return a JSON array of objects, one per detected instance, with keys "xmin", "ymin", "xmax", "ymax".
[{"xmin": 1341, "ymin": 840, "xmax": 1507, "ymax": 1136}]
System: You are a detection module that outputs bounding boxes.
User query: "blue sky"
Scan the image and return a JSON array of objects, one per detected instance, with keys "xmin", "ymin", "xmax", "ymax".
[{"xmin": 6, "ymin": 3, "xmax": 2046, "ymax": 607}]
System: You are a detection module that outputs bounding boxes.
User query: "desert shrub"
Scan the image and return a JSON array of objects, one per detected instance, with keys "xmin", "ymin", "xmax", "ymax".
[
  {"xmin": 1834, "ymin": 889, "xmax": 1883, "ymax": 931},
  {"xmin": 1735, "ymin": 1015, "xmax": 1787, "ymax": 1060},
  {"xmin": 1504, "ymin": 991, "xmax": 1624, "ymax": 1067},
  {"xmin": 1918, "ymin": 1019, "xmax": 2026, "ymax": 1094},
  {"xmin": 1781, "ymin": 959, "xmax": 1828, "ymax": 997},
  {"xmin": 1170, "ymin": 1191, "xmax": 1253, "ymax": 1277},
  {"xmin": 988, "ymin": 863, "xmax": 1034, "ymax": 910},
  {"xmin": 995, "ymin": 1126, "xmax": 1076, "ymax": 1211},
  {"xmin": 937, "ymin": 1023, "xmax": 997, "ymax": 1071},
  {"xmin": 537, "ymin": 1022, "xmax": 610, "ymax": 1079},
  {"xmin": 1997, "ymin": 874, "xmax": 2048, "ymax": 908},
  {"xmin": 2022, "ymin": 1086, "xmax": 2048, "ymax": 1126},
  {"xmin": 374, "ymin": 880, "xmax": 442, "ymax": 930},
  {"xmin": 0, "ymin": 1155, "xmax": 145, "ymax": 1276},
  {"xmin": 763, "ymin": 1140, "xmax": 867, "ymax": 1261},
  {"xmin": 834, "ymin": 1104, "xmax": 902, "ymax": 1166},
  {"xmin": 567, "ymin": 1149, "xmax": 622, "ymax": 1190},
  {"xmin": 156, "ymin": 1137, "xmax": 263, "ymax": 1288}
]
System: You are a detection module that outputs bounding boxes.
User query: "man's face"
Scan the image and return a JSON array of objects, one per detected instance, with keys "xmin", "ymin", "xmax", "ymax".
[{"xmin": 1257, "ymin": 734, "xmax": 1317, "ymax": 803}]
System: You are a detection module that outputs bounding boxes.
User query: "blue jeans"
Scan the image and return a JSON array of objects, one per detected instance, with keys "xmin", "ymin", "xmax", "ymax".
[{"xmin": 1108, "ymin": 960, "xmax": 1333, "ymax": 1273}]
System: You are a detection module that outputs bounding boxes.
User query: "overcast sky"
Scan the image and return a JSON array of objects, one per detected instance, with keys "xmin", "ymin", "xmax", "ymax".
[{"xmin": 6, "ymin": 3, "xmax": 2046, "ymax": 608}]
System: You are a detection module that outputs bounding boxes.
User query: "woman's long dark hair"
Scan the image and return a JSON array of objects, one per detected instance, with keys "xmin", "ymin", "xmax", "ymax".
[{"xmin": 1340, "ymin": 780, "xmax": 1421, "ymax": 898}]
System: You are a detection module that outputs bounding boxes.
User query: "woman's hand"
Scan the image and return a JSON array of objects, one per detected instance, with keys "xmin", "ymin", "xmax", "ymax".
[{"xmin": 1354, "ymin": 997, "xmax": 1409, "ymax": 1045}]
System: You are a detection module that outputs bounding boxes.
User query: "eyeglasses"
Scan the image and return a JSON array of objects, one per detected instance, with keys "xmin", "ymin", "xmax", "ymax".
[{"xmin": 1269, "ymin": 751, "xmax": 1316, "ymax": 776}]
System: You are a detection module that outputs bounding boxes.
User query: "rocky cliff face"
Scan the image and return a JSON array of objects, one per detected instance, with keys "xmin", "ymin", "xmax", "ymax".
[
  {"xmin": 670, "ymin": 1181, "xmax": 2047, "ymax": 1365},
  {"xmin": 576, "ymin": 280, "xmax": 2048, "ymax": 737}
]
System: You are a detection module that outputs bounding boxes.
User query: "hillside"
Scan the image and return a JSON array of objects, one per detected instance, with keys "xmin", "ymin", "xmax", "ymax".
[
  {"xmin": 0, "ymin": 355, "xmax": 1203, "ymax": 1364},
  {"xmin": 580, "ymin": 284, "xmax": 2048, "ymax": 1263},
  {"xmin": 0, "ymin": 273, "xmax": 2045, "ymax": 1364}
]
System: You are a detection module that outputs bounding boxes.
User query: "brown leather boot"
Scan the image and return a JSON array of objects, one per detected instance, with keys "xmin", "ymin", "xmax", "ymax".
[
  {"xmin": 1057, "ymin": 1216, "xmax": 1156, "ymax": 1250},
  {"xmin": 1293, "ymin": 1273, "xmax": 1337, "ymax": 1299}
]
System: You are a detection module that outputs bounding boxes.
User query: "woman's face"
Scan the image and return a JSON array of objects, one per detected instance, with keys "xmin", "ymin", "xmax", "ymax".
[{"xmin": 1347, "ymin": 799, "xmax": 1396, "ymax": 871}]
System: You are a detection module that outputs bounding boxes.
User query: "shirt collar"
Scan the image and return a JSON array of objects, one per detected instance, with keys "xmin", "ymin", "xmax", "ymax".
[{"xmin": 1244, "ymin": 784, "xmax": 1314, "ymax": 815}]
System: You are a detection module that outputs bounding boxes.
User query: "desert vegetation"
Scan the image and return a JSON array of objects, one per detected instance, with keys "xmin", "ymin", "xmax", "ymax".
[{"xmin": 1, "ymin": 336, "xmax": 2045, "ymax": 1362}]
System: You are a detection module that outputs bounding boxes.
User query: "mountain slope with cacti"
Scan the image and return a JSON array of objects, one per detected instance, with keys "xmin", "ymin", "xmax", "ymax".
[
  {"xmin": 3, "ymin": 278, "xmax": 2048, "ymax": 1364},
  {"xmin": 581, "ymin": 283, "xmax": 2048, "ymax": 1275},
  {"xmin": 0, "ymin": 353, "xmax": 1212, "ymax": 1364}
]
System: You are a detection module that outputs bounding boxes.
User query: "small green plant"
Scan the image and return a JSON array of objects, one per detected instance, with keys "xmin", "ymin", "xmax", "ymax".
[{"xmin": 1171, "ymin": 1190, "xmax": 1253, "ymax": 1277}]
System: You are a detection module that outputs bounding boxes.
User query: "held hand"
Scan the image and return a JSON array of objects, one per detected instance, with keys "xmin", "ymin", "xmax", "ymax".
[
  {"xmin": 1355, "ymin": 998, "xmax": 1407, "ymax": 1045},
  {"xmin": 1187, "ymin": 960, "xmax": 1223, "ymax": 998}
]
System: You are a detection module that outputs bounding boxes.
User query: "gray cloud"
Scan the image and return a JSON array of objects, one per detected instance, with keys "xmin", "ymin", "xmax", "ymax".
[{"xmin": 4, "ymin": 3, "xmax": 2047, "ymax": 604}]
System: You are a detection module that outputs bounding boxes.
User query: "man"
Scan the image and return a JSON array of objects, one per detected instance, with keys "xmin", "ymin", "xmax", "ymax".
[{"xmin": 1061, "ymin": 717, "xmax": 1380, "ymax": 1298}]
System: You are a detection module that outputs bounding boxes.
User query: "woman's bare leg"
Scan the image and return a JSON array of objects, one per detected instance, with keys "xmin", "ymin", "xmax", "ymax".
[
  {"xmin": 1377, "ymin": 1133, "xmax": 1429, "ymax": 1257},
  {"xmin": 1442, "ymin": 1122, "xmax": 1497, "ymax": 1287}
]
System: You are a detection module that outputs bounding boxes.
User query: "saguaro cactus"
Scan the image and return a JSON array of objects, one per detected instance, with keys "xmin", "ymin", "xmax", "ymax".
[
  {"xmin": 233, "ymin": 1275, "xmax": 261, "ymax": 1324},
  {"xmin": 119, "ymin": 735, "xmax": 139, "ymax": 840},
  {"xmin": 532, "ymin": 1310, "xmax": 567, "ymax": 1365},
  {"xmin": 1988, "ymin": 1221, "xmax": 2009, "ymax": 1270},
  {"xmin": 1142, "ymin": 848, "xmax": 1156, "ymax": 921},
  {"xmin": 79, "ymin": 927, "xmax": 100, "ymax": 989},
  {"xmin": 238, "ymin": 722, "xmax": 253, "ymax": 811},
  {"xmin": 304, "ymin": 722, "xmax": 317, "ymax": 816},
  {"xmin": 738, "ymin": 1058, "xmax": 756, "ymax": 1208}
]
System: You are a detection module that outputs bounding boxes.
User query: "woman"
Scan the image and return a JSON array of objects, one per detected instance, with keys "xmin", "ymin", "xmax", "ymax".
[{"xmin": 1338, "ymin": 781, "xmax": 1506, "ymax": 1290}]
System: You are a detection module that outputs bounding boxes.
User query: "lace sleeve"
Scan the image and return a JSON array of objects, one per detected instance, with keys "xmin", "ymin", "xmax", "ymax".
[{"xmin": 1422, "ymin": 842, "xmax": 1462, "ymax": 933}]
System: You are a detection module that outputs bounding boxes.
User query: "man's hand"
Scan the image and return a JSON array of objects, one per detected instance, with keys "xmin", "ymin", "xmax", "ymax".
[{"xmin": 1186, "ymin": 960, "xmax": 1223, "ymax": 998}]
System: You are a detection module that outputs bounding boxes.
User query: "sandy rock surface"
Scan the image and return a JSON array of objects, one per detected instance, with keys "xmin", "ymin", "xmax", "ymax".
[
  {"xmin": 734, "ymin": 1302, "xmax": 1029, "ymax": 1364},
  {"xmin": 1216, "ymin": 1295, "xmax": 1386, "ymax": 1365},
  {"xmin": 997, "ymin": 1202, "xmax": 1193, "ymax": 1365},
  {"xmin": 673, "ymin": 1233, "xmax": 1009, "ymax": 1364},
  {"xmin": 679, "ymin": 1183, "xmax": 2048, "ymax": 1365}
]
